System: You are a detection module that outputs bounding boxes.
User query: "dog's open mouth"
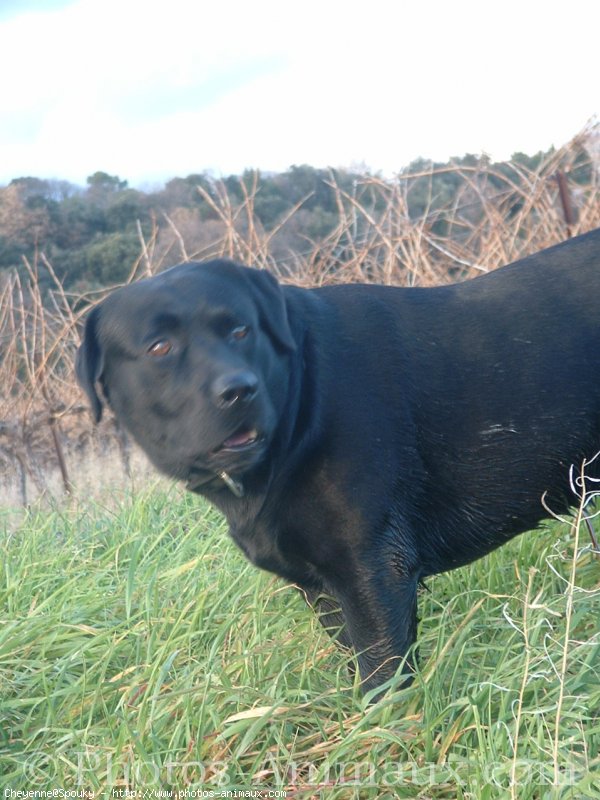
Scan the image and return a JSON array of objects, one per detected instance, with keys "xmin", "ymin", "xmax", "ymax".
[{"xmin": 216, "ymin": 427, "xmax": 261, "ymax": 453}]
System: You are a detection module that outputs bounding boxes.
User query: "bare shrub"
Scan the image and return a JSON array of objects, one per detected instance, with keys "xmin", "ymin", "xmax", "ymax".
[{"xmin": 1, "ymin": 124, "xmax": 598, "ymax": 503}]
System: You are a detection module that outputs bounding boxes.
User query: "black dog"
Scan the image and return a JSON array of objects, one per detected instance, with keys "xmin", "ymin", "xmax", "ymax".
[{"xmin": 76, "ymin": 229, "xmax": 600, "ymax": 692}]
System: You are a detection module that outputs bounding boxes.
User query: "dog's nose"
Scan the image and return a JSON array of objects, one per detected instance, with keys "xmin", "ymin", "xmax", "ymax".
[{"xmin": 211, "ymin": 370, "xmax": 259, "ymax": 408}]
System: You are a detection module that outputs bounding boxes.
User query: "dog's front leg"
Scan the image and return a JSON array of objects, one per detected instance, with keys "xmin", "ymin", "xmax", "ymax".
[
  {"xmin": 301, "ymin": 585, "xmax": 353, "ymax": 650},
  {"xmin": 330, "ymin": 552, "xmax": 420, "ymax": 695}
]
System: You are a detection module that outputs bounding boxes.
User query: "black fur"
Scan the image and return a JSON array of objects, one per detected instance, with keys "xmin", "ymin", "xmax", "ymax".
[{"xmin": 76, "ymin": 230, "xmax": 600, "ymax": 692}]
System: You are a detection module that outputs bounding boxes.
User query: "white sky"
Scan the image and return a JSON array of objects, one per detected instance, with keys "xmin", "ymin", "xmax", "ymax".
[{"xmin": 1, "ymin": 0, "xmax": 598, "ymax": 188}]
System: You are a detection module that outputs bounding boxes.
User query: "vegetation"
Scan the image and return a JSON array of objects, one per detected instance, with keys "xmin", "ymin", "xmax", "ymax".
[
  {"xmin": 0, "ymin": 122, "xmax": 598, "ymax": 291},
  {"xmin": 0, "ymin": 125, "xmax": 599, "ymax": 795},
  {"xmin": 1, "ymin": 481, "xmax": 598, "ymax": 797},
  {"xmin": 1, "ymin": 123, "xmax": 600, "ymax": 504}
]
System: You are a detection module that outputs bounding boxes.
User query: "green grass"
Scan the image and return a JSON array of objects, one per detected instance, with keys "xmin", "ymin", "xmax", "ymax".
[{"xmin": 0, "ymin": 484, "xmax": 599, "ymax": 799}]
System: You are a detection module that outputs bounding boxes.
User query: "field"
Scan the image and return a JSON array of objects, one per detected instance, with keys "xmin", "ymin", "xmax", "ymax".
[
  {"xmin": 1, "ymin": 128, "xmax": 600, "ymax": 797},
  {"xmin": 1, "ymin": 478, "xmax": 599, "ymax": 798},
  {"xmin": 2, "ymin": 125, "xmax": 600, "ymax": 505}
]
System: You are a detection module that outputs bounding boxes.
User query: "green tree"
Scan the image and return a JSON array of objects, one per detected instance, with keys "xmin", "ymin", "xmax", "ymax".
[
  {"xmin": 85, "ymin": 172, "xmax": 129, "ymax": 210},
  {"xmin": 77, "ymin": 230, "xmax": 141, "ymax": 286}
]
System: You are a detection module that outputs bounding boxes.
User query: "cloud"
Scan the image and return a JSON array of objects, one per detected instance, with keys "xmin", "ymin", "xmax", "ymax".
[{"xmin": 0, "ymin": 0, "xmax": 598, "ymax": 185}]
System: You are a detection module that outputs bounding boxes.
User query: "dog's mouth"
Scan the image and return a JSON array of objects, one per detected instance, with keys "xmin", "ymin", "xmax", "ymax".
[
  {"xmin": 186, "ymin": 426, "xmax": 265, "ymax": 493},
  {"xmin": 214, "ymin": 426, "xmax": 262, "ymax": 453}
]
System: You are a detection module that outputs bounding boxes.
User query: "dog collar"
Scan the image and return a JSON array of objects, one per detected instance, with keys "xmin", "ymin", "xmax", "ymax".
[
  {"xmin": 219, "ymin": 470, "xmax": 245, "ymax": 498},
  {"xmin": 186, "ymin": 469, "xmax": 244, "ymax": 497}
]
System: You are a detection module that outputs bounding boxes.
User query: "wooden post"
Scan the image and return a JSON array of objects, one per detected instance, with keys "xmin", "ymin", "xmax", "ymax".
[{"xmin": 555, "ymin": 171, "xmax": 576, "ymax": 238}]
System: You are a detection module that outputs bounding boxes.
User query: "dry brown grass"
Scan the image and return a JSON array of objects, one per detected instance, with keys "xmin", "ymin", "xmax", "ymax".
[{"xmin": 1, "ymin": 123, "xmax": 599, "ymax": 504}]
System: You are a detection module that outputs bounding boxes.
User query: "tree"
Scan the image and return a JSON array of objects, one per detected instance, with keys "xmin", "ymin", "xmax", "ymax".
[
  {"xmin": 85, "ymin": 172, "xmax": 129, "ymax": 211},
  {"xmin": 0, "ymin": 182, "xmax": 52, "ymax": 250},
  {"xmin": 86, "ymin": 172, "xmax": 128, "ymax": 192},
  {"xmin": 76, "ymin": 231, "xmax": 141, "ymax": 286}
]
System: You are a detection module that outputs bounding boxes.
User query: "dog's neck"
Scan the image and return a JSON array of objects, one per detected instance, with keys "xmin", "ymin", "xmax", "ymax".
[{"xmin": 218, "ymin": 470, "xmax": 245, "ymax": 497}]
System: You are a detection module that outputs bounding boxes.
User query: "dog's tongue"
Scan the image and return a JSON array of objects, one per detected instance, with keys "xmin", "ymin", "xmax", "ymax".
[{"xmin": 223, "ymin": 429, "xmax": 256, "ymax": 448}]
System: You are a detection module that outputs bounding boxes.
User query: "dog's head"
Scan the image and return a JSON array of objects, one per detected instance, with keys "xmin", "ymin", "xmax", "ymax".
[{"xmin": 76, "ymin": 260, "xmax": 296, "ymax": 491}]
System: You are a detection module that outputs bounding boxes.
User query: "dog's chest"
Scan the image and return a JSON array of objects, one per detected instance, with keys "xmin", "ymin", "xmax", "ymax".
[{"xmin": 227, "ymin": 513, "xmax": 320, "ymax": 586}]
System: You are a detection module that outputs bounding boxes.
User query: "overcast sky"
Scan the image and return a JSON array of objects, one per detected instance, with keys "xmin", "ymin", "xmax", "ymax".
[{"xmin": 1, "ymin": 0, "xmax": 597, "ymax": 188}]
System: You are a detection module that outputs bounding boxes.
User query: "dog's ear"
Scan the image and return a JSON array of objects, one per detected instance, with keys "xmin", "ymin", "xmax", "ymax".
[
  {"xmin": 75, "ymin": 305, "xmax": 105, "ymax": 423},
  {"xmin": 245, "ymin": 268, "xmax": 297, "ymax": 353}
]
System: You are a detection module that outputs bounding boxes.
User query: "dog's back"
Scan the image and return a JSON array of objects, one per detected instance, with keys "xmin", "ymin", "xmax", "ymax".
[{"xmin": 301, "ymin": 229, "xmax": 600, "ymax": 572}]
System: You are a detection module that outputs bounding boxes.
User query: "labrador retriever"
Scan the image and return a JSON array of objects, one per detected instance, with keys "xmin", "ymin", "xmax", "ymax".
[{"xmin": 76, "ymin": 228, "xmax": 600, "ymax": 692}]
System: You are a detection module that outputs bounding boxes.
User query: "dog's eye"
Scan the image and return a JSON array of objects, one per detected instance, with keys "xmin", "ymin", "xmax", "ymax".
[
  {"xmin": 147, "ymin": 339, "xmax": 172, "ymax": 357},
  {"xmin": 231, "ymin": 325, "xmax": 249, "ymax": 341}
]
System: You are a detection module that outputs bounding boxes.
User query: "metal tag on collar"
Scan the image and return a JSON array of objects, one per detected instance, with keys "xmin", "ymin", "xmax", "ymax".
[{"xmin": 219, "ymin": 471, "xmax": 244, "ymax": 498}]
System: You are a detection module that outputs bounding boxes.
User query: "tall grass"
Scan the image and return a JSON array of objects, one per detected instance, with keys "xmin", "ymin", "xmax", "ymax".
[
  {"xmin": 1, "ymin": 478, "xmax": 598, "ymax": 797},
  {"xmin": 0, "ymin": 125, "xmax": 599, "ymax": 796},
  {"xmin": 1, "ymin": 123, "xmax": 599, "ymax": 503}
]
